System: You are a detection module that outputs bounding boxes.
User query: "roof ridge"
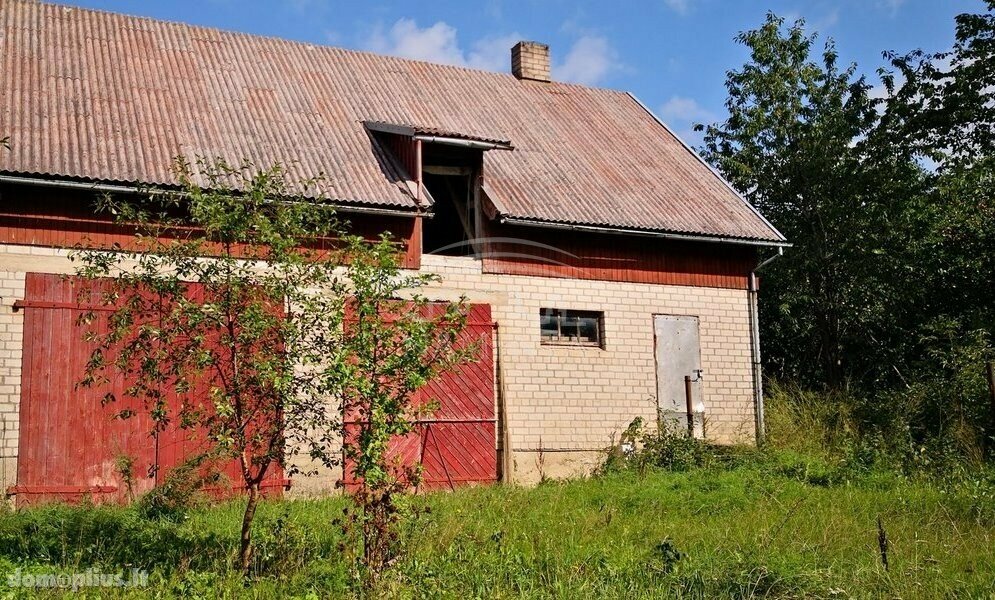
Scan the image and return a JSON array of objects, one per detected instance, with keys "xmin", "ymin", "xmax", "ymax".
[{"xmin": 27, "ymin": 0, "xmax": 628, "ymax": 95}]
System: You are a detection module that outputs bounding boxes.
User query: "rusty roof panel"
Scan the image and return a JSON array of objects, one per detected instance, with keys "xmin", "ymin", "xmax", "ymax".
[
  {"xmin": 364, "ymin": 121, "xmax": 512, "ymax": 148},
  {"xmin": 0, "ymin": 0, "xmax": 784, "ymax": 242}
]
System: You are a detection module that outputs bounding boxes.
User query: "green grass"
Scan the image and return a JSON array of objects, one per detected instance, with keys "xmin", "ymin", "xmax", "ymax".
[{"xmin": 1, "ymin": 452, "xmax": 993, "ymax": 599}]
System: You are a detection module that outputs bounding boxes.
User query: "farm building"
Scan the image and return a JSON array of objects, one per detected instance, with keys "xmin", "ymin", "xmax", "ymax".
[{"xmin": 0, "ymin": 1, "xmax": 787, "ymax": 502}]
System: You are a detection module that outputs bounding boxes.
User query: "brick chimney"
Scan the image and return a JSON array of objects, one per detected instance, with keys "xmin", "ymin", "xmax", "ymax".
[{"xmin": 511, "ymin": 41, "xmax": 550, "ymax": 82}]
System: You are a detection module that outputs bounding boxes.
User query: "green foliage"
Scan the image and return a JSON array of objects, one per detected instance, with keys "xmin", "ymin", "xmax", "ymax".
[
  {"xmin": 884, "ymin": 327, "xmax": 994, "ymax": 466},
  {"xmin": 327, "ymin": 235, "xmax": 476, "ymax": 590},
  {"xmin": 702, "ymin": 6, "xmax": 995, "ymax": 465},
  {"xmin": 697, "ymin": 13, "xmax": 912, "ymax": 389},
  {"xmin": 601, "ymin": 418, "xmax": 715, "ymax": 475},
  {"xmin": 0, "ymin": 503, "xmax": 228, "ymax": 571},
  {"xmin": 764, "ymin": 379, "xmax": 995, "ymax": 481},
  {"xmin": 764, "ymin": 381, "xmax": 857, "ymax": 458},
  {"xmin": 71, "ymin": 158, "xmax": 350, "ymax": 574},
  {"xmin": 881, "ymin": 0, "xmax": 995, "ymax": 162},
  {"xmin": 135, "ymin": 454, "xmax": 219, "ymax": 522},
  {"xmin": 70, "ymin": 158, "xmax": 474, "ymax": 583},
  {"xmin": 112, "ymin": 455, "xmax": 137, "ymax": 502},
  {"xmin": 330, "ymin": 236, "xmax": 473, "ymax": 490}
]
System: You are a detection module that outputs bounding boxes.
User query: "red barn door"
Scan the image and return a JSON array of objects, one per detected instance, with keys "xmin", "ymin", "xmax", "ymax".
[
  {"xmin": 342, "ymin": 303, "xmax": 497, "ymax": 491},
  {"xmin": 10, "ymin": 273, "xmax": 288, "ymax": 506}
]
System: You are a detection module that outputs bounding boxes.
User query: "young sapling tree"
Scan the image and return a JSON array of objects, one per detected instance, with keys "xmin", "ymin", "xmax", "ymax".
[{"xmin": 73, "ymin": 159, "xmax": 347, "ymax": 575}]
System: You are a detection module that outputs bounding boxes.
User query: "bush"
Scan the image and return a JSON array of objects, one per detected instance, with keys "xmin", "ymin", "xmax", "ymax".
[
  {"xmin": 135, "ymin": 455, "xmax": 221, "ymax": 522},
  {"xmin": 884, "ymin": 326, "xmax": 994, "ymax": 469},
  {"xmin": 601, "ymin": 417, "xmax": 715, "ymax": 474}
]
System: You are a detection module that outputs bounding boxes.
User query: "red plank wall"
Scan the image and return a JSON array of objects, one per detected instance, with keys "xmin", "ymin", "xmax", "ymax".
[
  {"xmin": 11, "ymin": 273, "xmax": 288, "ymax": 505},
  {"xmin": 0, "ymin": 183, "xmax": 422, "ymax": 268},
  {"xmin": 479, "ymin": 221, "xmax": 758, "ymax": 290},
  {"xmin": 341, "ymin": 303, "xmax": 497, "ymax": 491}
]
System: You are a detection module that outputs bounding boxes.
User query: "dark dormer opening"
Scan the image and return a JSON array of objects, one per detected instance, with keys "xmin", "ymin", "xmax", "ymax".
[
  {"xmin": 364, "ymin": 121, "xmax": 513, "ymax": 258},
  {"xmin": 421, "ymin": 142, "xmax": 483, "ymax": 256}
]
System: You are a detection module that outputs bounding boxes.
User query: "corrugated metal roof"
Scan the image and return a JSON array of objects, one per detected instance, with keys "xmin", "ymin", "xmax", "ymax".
[
  {"xmin": 0, "ymin": 0, "xmax": 785, "ymax": 242},
  {"xmin": 365, "ymin": 121, "xmax": 512, "ymax": 148}
]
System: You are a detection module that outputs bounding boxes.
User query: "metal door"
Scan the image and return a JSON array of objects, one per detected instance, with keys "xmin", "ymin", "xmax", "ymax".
[{"xmin": 653, "ymin": 315, "xmax": 704, "ymax": 437}]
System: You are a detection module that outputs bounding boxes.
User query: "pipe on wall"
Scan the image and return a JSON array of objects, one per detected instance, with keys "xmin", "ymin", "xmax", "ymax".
[{"xmin": 749, "ymin": 246, "xmax": 783, "ymax": 445}]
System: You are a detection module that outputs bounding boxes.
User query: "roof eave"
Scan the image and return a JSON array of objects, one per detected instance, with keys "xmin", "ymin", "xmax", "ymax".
[
  {"xmin": 364, "ymin": 120, "xmax": 513, "ymax": 150},
  {"xmin": 497, "ymin": 215, "xmax": 792, "ymax": 248},
  {"xmin": 0, "ymin": 172, "xmax": 424, "ymax": 219}
]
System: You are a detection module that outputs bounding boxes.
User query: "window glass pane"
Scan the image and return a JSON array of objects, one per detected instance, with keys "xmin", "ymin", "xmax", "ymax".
[
  {"xmin": 577, "ymin": 315, "xmax": 599, "ymax": 343},
  {"xmin": 540, "ymin": 311, "xmax": 558, "ymax": 338},
  {"xmin": 561, "ymin": 313, "xmax": 580, "ymax": 340}
]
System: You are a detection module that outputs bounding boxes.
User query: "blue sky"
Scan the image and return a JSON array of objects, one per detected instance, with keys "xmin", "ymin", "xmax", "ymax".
[{"xmin": 63, "ymin": 0, "xmax": 984, "ymax": 144}]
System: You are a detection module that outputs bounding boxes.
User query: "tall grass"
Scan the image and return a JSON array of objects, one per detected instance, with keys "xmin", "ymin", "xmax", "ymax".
[
  {"xmin": 1, "ymin": 457, "xmax": 994, "ymax": 597},
  {"xmin": 0, "ymin": 384, "xmax": 993, "ymax": 597},
  {"xmin": 764, "ymin": 380, "xmax": 859, "ymax": 459}
]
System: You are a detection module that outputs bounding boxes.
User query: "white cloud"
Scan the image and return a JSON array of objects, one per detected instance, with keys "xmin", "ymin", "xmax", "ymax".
[
  {"xmin": 658, "ymin": 96, "xmax": 717, "ymax": 146},
  {"xmin": 363, "ymin": 19, "xmax": 621, "ymax": 86},
  {"xmin": 363, "ymin": 19, "xmax": 522, "ymax": 73},
  {"xmin": 868, "ymin": 82, "xmax": 890, "ymax": 101},
  {"xmin": 879, "ymin": 0, "xmax": 906, "ymax": 15},
  {"xmin": 468, "ymin": 33, "xmax": 524, "ymax": 71},
  {"xmin": 783, "ymin": 9, "xmax": 839, "ymax": 33},
  {"xmin": 818, "ymin": 8, "xmax": 840, "ymax": 30},
  {"xmin": 366, "ymin": 19, "xmax": 465, "ymax": 66},
  {"xmin": 663, "ymin": 0, "xmax": 691, "ymax": 15},
  {"xmin": 553, "ymin": 35, "xmax": 621, "ymax": 86},
  {"xmin": 659, "ymin": 96, "xmax": 716, "ymax": 124}
]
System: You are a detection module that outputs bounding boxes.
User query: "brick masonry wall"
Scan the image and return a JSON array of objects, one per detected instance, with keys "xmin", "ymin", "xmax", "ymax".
[
  {"xmin": 0, "ymin": 246, "xmax": 59, "ymax": 494},
  {"xmin": 0, "ymin": 245, "xmax": 757, "ymax": 494},
  {"xmin": 418, "ymin": 255, "xmax": 756, "ymax": 484}
]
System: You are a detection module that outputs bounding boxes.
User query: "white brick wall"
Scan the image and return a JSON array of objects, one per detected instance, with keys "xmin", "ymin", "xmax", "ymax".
[
  {"xmin": 0, "ymin": 245, "xmax": 757, "ymax": 493},
  {"xmin": 418, "ymin": 254, "xmax": 756, "ymax": 484}
]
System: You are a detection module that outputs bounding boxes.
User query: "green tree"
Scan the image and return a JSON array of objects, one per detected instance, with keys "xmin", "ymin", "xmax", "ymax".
[
  {"xmin": 73, "ymin": 158, "xmax": 476, "ymax": 581},
  {"xmin": 702, "ymin": 7, "xmax": 995, "ymax": 456},
  {"xmin": 329, "ymin": 236, "xmax": 476, "ymax": 590},
  {"xmin": 73, "ymin": 159, "xmax": 347, "ymax": 575},
  {"xmin": 878, "ymin": 3, "xmax": 995, "ymax": 454},
  {"xmin": 880, "ymin": 1, "xmax": 994, "ymax": 336},
  {"xmin": 881, "ymin": 1, "xmax": 995, "ymax": 163},
  {"xmin": 696, "ymin": 13, "xmax": 918, "ymax": 389}
]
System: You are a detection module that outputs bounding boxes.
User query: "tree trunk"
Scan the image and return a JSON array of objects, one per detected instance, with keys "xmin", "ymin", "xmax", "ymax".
[{"xmin": 238, "ymin": 482, "xmax": 261, "ymax": 577}]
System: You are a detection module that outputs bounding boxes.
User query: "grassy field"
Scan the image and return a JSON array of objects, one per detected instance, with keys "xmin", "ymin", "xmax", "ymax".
[{"xmin": 0, "ymin": 448, "xmax": 993, "ymax": 599}]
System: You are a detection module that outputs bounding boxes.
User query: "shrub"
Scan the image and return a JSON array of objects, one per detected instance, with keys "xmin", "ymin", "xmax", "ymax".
[
  {"xmin": 765, "ymin": 371, "xmax": 995, "ymax": 480},
  {"xmin": 135, "ymin": 454, "xmax": 220, "ymax": 522},
  {"xmin": 601, "ymin": 417, "xmax": 715, "ymax": 474}
]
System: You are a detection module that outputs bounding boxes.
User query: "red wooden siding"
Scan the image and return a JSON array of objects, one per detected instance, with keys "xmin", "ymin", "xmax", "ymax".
[
  {"xmin": 0, "ymin": 183, "xmax": 422, "ymax": 268},
  {"xmin": 342, "ymin": 303, "xmax": 497, "ymax": 491},
  {"xmin": 479, "ymin": 221, "xmax": 757, "ymax": 289},
  {"xmin": 378, "ymin": 132, "xmax": 421, "ymax": 200},
  {"xmin": 11, "ymin": 273, "xmax": 288, "ymax": 505}
]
